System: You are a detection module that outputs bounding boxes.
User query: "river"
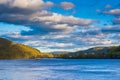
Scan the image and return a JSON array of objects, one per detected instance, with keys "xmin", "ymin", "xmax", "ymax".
[{"xmin": 0, "ymin": 59, "xmax": 120, "ymax": 80}]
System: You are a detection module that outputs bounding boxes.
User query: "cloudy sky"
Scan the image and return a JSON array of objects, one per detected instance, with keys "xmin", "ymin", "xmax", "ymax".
[{"xmin": 0, "ymin": 0, "xmax": 120, "ymax": 52}]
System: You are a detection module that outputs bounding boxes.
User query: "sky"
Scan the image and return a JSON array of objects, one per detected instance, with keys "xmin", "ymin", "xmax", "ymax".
[{"xmin": 0, "ymin": 0, "xmax": 120, "ymax": 52}]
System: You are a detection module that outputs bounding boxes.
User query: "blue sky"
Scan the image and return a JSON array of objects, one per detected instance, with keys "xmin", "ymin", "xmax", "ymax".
[{"xmin": 0, "ymin": 0, "xmax": 120, "ymax": 52}]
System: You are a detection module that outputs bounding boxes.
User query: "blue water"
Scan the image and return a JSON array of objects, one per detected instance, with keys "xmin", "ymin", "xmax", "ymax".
[{"xmin": 0, "ymin": 59, "xmax": 120, "ymax": 80}]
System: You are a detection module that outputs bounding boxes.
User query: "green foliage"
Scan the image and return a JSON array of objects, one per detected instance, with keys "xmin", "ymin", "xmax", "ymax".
[
  {"xmin": 107, "ymin": 46, "xmax": 120, "ymax": 59},
  {"xmin": 36, "ymin": 53, "xmax": 54, "ymax": 58},
  {"xmin": 109, "ymin": 46, "xmax": 120, "ymax": 53},
  {"xmin": 0, "ymin": 43, "xmax": 40, "ymax": 59},
  {"xmin": 54, "ymin": 53, "xmax": 70, "ymax": 58},
  {"xmin": 0, "ymin": 38, "xmax": 54, "ymax": 59}
]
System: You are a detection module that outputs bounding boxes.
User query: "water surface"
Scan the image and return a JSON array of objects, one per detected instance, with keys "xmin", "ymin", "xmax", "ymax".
[{"xmin": 0, "ymin": 59, "xmax": 120, "ymax": 80}]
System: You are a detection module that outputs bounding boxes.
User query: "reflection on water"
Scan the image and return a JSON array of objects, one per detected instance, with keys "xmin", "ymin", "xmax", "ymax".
[{"xmin": 0, "ymin": 59, "xmax": 120, "ymax": 80}]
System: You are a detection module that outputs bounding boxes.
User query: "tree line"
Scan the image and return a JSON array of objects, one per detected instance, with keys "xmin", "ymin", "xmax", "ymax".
[{"xmin": 53, "ymin": 46, "xmax": 120, "ymax": 59}]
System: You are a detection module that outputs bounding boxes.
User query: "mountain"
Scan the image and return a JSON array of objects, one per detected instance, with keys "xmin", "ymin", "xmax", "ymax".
[
  {"xmin": 55, "ymin": 46, "xmax": 120, "ymax": 59},
  {"xmin": 75, "ymin": 47, "xmax": 109, "ymax": 54},
  {"xmin": 72, "ymin": 46, "xmax": 120, "ymax": 59},
  {"xmin": 0, "ymin": 38, "xmax": 41, "ymax": 59}
]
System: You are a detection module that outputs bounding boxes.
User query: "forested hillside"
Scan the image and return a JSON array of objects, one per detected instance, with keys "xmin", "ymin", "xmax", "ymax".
[{"xmin": 0, "ymin": 38, "xmax": 53, "ymax": 59}]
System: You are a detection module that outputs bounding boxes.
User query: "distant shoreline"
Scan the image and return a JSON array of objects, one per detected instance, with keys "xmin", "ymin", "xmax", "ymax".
[{"xmin": 0, "ymin": 38, "xmax": 120, "ymax": 60}]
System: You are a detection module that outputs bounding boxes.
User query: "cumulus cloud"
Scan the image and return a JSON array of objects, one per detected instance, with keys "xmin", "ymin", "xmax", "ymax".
[
  {"xmin": 34, "ymin": 13, "xmax": 93, "ymax": 26},
  {"xmin": 103, "ymin": 9, "xmax": 120, "ymax": 25},
  {"xmin": 0, "ymin": 0, "xmax": 94, "ymax": 35},
  {"xmin": 0, "ymin": 0, "xmax": 54, "ymax": 17},
  {"xmin": 0, "ymin": 32, "xmax": 33, "ymax": 42},
  {"xmin": 60, "ymin": 2, "xmax": 75, "ymax": 10},
  {"xmin": 24, "ymin": 40, "xmax": 74, "ymax": 48},
  {"xmin": 0, "ymin": 0, "xmax": 54, "ymax": 10},
  {"xmin": 103, "ymin": 9, "xmax": 120, "ymax": 16}
]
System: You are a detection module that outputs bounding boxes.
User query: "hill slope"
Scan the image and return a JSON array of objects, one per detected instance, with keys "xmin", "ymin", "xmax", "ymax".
[
  {"xmin": 75, "ymin": 47, "xmax": 109, "ymax": 54},
  {"xmin": 0, "ymin": 38, "xmax": 41, "ymax": 59},
  {"xmin": 55, "ymin": 46, "xmax": 120, "ymax": 59}
]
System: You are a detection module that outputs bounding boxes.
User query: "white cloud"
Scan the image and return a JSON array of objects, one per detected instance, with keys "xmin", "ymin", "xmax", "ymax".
[
  {"xmin": 60, "ymin": 2, "xmax": 75, "ymax": 10},
  {"xmin": 102, "ymin": 40, "xmax": 112, "ymax": 45},
  {"xmin": 6, "ymin": 32, "xmax": 33, "ymax": 39},
  {"xmin": 103, "ymin": 9, "xmax": 120, "ymax": 15},
  {"xmin": 0, "ymin": 0, "xmax": 8, "ymax": 4},
  {"xmin": 0, "ymin": 0, "xmax": 54, "ymax": 10},
  {"xmin": 0, "ymin": 0, "xmax": 94, "ymax": 35},
  {"xmin": 24, "ymin": 40, "xmax": 74, "ymax": 48},
  {"xmin": 31, "ymin": 13, "xmax": 93, "ymax": 26},
  {"xmin": 103, "ymin": 8, "xmax": 120, "ymax": 25}
]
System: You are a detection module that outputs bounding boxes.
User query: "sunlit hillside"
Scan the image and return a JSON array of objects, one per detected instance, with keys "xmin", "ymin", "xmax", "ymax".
[
  {"xmin": 0, "ymin": 38, "xmax": 41, "ymax": 59},
  {"xmin": 0, "ymin": 38, "xmax": 53, "ymax": 59}
]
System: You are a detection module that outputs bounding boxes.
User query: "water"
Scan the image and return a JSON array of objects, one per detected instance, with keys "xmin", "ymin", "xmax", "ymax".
[{"xmin": 0, "ymin": 59, "xmax": 120, "ymax": 80}]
